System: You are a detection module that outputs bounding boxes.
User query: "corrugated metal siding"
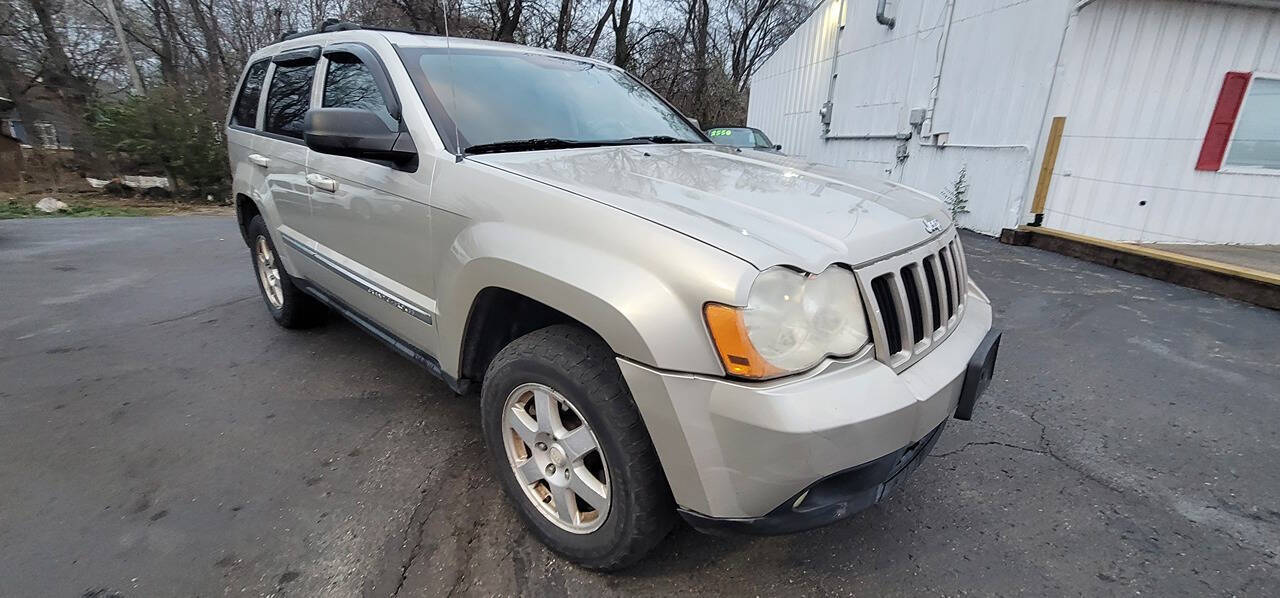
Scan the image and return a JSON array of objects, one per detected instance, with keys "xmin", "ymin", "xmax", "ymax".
[
  {"xmin": 826, "ymin": 0, "xmax": 929, "ymax": 137},
  {"xmin": 931, "ymin": 0, "xmax": 1070, "ymax": 145},
  {"xmin": 747, "ymin": 0, "xmax": 843, "ymax": 160},
  {"xmin": 1043, "ymin": 0, "xmax": 1280, "ymax": 243},
  {"xmin": 748, "ymin": 0, "xmax": 1071, "ymax": 235}
]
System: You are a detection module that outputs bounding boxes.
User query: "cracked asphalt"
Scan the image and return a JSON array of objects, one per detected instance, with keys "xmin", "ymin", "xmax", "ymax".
[{"xmin": 1, "ymin": 216, "xmax": 1277, "ymax": 597}]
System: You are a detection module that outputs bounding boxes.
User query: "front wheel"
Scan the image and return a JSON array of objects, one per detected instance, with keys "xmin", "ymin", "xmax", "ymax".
[{"xmin": 480, "ymin": 325, "xmax": 675, "ymax": 570}]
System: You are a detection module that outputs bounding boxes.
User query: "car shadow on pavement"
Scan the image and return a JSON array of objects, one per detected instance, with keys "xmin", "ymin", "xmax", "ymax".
[
  {"xmin": 312, "ymin": 310, "xmax": 948, "ymax": 593},
  {"xmin": 613, "ymin": 502, "xmax": 894, "ymax": 579}
]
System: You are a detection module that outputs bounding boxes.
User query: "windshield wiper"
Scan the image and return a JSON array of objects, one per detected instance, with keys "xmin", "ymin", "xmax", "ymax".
[
  {"xmin": 619, "ymin": 135, "xmax": 698, "ymax": 144},
  {"xmin": 465, "ymin": 138, "xmax": 625, "ymax": 155},
  {"xmin": 464, "ymin": 135, "xmax": 699, "ymax": 156}
]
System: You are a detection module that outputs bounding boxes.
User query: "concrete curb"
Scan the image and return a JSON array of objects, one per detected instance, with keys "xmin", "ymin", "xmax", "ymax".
[{"xmin": 999, "ymin": 226, "xmax": 1280, "ymax": 310}]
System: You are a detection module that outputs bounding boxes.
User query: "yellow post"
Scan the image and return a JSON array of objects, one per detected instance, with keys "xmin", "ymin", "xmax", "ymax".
[{"xmin": 1030, "ymin": 116, "xmax": 1066, "ymax": 225}]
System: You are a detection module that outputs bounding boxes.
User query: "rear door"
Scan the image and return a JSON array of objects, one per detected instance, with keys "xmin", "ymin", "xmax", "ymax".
[
  {"xmin": 227, "ymin": 59, "xmax": 270, "ymax": 233},
  {"xmin": 258, "ymin": 48, "xmax": 321, "ymax": 276},
  {"xmin": 303, "ymin": 43, "xmax": 439, "ymax": 355}
]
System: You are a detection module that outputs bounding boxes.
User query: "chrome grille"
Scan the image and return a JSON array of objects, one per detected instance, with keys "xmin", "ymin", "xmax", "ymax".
[{"xmin": 857, "ymin": 231, "xmax": 967, "ymax": 371}]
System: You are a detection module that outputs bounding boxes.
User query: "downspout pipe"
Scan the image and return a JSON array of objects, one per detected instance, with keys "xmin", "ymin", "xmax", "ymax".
[
  {"xmin": 821, "ymin": 0, "xmax": 847, "ymax": 137},
  {"xmin": 876, "ymin": 0, "xmax": 895, "ymax": 28},
  {"xmin": 920, "ymin": 0, "xmax": 956, "ymax": 137}
]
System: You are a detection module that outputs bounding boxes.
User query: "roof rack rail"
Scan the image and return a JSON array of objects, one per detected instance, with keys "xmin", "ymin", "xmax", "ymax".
[
  {"xmin": 279, "ymin": 18, "xmax": 362, "ymax": 42},
  {"xmin": 276, "ymin": 20, "xmax": 437, "ymax": 42},
  {"xmin": 360, "ymin": 24, "xmax": 437, "ymax": 37}
]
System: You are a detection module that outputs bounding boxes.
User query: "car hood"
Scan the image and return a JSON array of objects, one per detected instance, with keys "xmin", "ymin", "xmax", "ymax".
[{"xmin": 471, "ymin": 144, "xmax": 951, "ymax": 272}]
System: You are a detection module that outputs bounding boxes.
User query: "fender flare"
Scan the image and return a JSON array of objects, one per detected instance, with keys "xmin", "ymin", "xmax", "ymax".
[{"xmin": 436, "ymin": 222, "xmax": 728, "ymax": 378}]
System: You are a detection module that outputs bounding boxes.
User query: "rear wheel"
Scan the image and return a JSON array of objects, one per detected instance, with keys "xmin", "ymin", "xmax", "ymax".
[
  {"xmin": 246, "ymin": 215, "xmax": 325, "ymax": 328},
  {"xmin": 481, "ymin": 325, "xmax": 675, "ymax": 570}
]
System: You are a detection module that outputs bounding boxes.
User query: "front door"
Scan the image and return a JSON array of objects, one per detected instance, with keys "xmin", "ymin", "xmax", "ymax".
[{"xmin": 303, "ymin": 47, "xmax": 438, "ymax": 356}]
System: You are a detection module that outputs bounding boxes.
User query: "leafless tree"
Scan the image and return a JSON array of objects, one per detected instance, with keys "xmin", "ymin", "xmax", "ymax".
[
  {"xmin": 0, "ymin": 0, "xmax": 814, "ymax": 181},
  {"xmin": 724, "ymin": 0, "xmax": 809, "ymax": 92}
]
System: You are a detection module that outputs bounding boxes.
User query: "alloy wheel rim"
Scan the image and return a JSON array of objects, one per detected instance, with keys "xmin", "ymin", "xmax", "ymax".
[
  {"xmin": 502, "ymin": 383, "xmax": 610, "ymax": 533},
  {"xmin": 255, "ymin": 236, "xmax": 284, "ymax": 310}
]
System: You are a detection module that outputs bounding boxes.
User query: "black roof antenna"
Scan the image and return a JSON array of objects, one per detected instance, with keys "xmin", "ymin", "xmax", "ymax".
[{"xmin": 442, "ymin": 2, "xmax": 463, "ymax": 162}]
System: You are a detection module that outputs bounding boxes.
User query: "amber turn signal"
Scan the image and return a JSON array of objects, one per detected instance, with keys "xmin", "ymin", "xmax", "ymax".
[{"xmin": 703, "ymin": 303, "xmax": 785, "ymax": 380}]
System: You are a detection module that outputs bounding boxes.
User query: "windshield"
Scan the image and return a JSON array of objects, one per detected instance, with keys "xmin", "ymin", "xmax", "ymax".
[
  {"xmin": 397, "ymin": 48, "xmax": 705, "ymax": 153},
  {"xmin": 706, "ymin": 127, "xmax": 773, "ymax": 149}
]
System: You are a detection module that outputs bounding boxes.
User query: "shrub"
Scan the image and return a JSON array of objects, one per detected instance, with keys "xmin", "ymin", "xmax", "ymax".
[{"xmin": 91, "ymin": 87, "xmax": 228, "ymax": 197}]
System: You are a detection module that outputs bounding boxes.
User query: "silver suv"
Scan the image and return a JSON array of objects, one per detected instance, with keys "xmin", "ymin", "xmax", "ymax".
[{"xmin": 227, "ymin": 23, "xmax": 1000, "ymax": 570}]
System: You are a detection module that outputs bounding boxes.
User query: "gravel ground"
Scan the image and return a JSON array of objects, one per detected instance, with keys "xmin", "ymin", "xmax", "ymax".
[{"xmin": 1, "ymin": 216, "xmax": 1276, "ymax": 597}]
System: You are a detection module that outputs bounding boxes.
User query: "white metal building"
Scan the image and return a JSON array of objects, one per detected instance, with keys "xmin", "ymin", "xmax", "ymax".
[{"xmin": 748, "ymin": 0, "xmax": 1280, "ymax": 244}]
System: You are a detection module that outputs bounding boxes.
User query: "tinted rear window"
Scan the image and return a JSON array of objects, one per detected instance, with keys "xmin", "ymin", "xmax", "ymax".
[
  {"xmin": 264, "ymin": 63, "xmax": 316, "ymax": 139},
  {"xmin": 231, "ymin": 61, "xmax": 269, "ymax": 128}
]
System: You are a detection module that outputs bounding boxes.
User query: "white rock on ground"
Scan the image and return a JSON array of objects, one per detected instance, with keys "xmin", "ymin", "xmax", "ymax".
[
  {"xmin": 84, "ymin": 176, "xmax": 170, "ymax": 190},
  {"xmin": 35, "ymin": 197, "xmax": 69, "ymax": 213},
  {"xmin": 122, "ymin": 175, "xmax": 170, "ymax": 189}
]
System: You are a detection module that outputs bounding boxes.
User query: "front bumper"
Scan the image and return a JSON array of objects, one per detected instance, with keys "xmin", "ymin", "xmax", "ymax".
[
  {"xmin": 617, "ymin": 287, "xmax": 995, "ymax": 523},
  {"xmin": 679, "ymin": 420, "xmax": 948, "ymax": 534}
]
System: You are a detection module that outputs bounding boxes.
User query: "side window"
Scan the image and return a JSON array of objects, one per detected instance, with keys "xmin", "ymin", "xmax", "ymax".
[
  {"xmin": 231, "ymin": 60, "xmax": 269, "ymax": 128},
  {"xmin": 323, "ymin": 56, "xmax": 395, "ymax": 129},
  {"xmin": 264, "ymin": 62, "xmax": 317, "ymax": 139},
  {"xmin": 1224, "ymin": 75, "xmax": 1280, "ymax": 170}
]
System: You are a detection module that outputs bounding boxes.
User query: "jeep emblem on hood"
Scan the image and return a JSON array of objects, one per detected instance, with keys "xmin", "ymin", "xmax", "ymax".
[{"xmin": 923, "ymin": 218, "xmax": 942, "ymax": 234}]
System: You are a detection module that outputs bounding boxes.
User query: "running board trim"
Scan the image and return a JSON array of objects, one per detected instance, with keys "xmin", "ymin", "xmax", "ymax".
[{"xmin": 297, "ymin": 280, "xmax": 470, "ymax": 395}]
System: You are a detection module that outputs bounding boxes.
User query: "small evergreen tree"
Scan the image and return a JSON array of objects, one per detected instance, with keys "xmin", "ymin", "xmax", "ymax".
[{"xmin": 942, "ymin": 166, "xmax": 970, "ymax": 222}]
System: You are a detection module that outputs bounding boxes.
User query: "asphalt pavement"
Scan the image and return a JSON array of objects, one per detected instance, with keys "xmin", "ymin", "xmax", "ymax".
[{"xmin": 1, "ymin": 216, "xmax": 1277, "ymax": 597}]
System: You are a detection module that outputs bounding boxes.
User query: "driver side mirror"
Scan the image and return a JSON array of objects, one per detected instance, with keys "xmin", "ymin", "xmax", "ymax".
[
  {"xmin": 775, "ymin": 144, "xmax": 783, "ymax": 151},
  {"xmin": 304, "ymin": 107, "xmax": 417, "ymax": 168}
]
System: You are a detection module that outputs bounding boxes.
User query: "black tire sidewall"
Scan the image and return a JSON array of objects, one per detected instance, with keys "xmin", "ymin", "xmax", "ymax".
[
  {"xmin": 480, "ymin": 337, "xmax": 657, "ymax": 566},
  {"xmin": 245, "ymin": 215, "xmax": 322, "ymax": 328},
  {"xmin": 246, "ymin": 216, "xmax": 287, "ymax": 323}
]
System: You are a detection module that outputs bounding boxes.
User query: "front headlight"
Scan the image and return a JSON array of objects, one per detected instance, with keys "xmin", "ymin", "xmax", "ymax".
[{"xmin": 705, "ymin": 266, "xmax": 870, "ymax": 379}]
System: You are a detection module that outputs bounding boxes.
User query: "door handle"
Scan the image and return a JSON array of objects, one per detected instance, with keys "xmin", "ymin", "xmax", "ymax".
[
  {"xmin": 306, "ymin": 173, "xmax": 338, "ymax": 193},
  {"xmin": 248, "ymin": 154, "xmax": 271, "ymax": 168}
]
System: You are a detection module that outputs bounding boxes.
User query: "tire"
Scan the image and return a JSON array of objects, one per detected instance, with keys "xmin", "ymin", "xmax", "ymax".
[
  {"xmin": 481, "ymin": 325, "xmax": 675, "ymax": 570},
  {"xmin": 246, "ymin": 215, "xmax": 325, "ymax": 328}
]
